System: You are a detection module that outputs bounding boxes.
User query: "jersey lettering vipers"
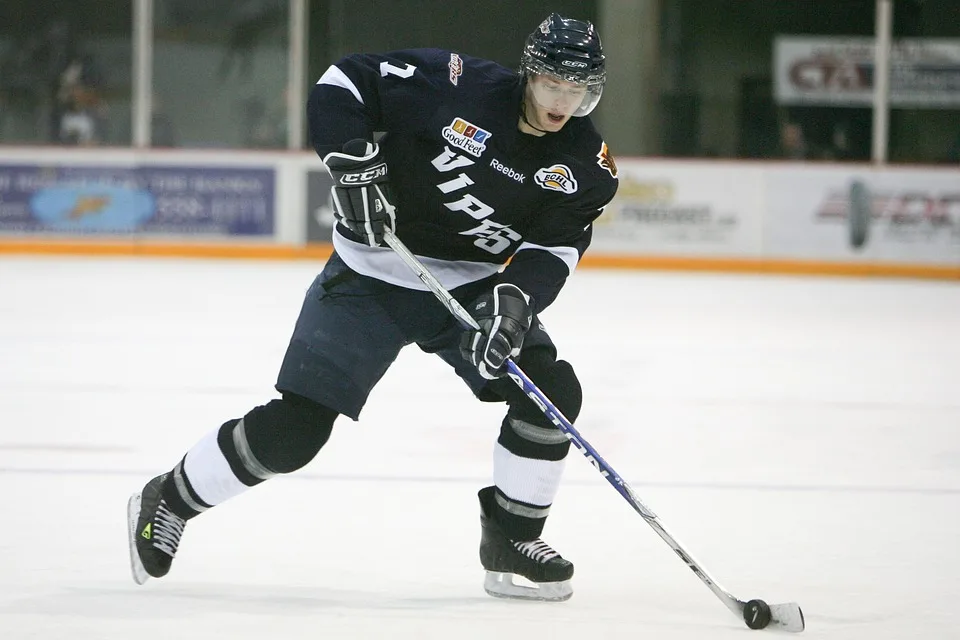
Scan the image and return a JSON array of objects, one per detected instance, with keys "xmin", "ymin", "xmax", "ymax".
[{"xmin": 308, "ymin": 48, "xmax": 619, "ymax": 313}]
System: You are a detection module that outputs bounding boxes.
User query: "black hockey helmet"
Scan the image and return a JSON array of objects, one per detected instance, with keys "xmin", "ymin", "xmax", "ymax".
[{"xmin": 520, "ymin": 13, "xmax": 606, "ymax": 116}]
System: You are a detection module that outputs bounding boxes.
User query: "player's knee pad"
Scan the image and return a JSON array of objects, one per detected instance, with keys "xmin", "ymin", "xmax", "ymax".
[
  {"xmin": 509, "ymin": 351, "xmax": 583, "ymax": 425},
  {"xmin": 220, "ymin": 392, "xmax": 338, "ymax": 476},
  {"xmin": 499, "ymin": 350, "xmax": 582, "ymax": 461}
]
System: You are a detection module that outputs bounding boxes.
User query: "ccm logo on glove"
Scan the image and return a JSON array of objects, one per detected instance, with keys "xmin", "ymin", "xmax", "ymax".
[
  {"xmin": 337, "ymin": 164, "xmax": 388, "ymax": 185},
  {"xmin": 323, "ymin": 139, "xmax": 396, "ymax": 247}
]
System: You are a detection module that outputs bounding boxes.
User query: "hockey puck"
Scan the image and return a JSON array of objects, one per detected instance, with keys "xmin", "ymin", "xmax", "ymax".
[{"xmin": 743, "ymin": 599, "xmax": 772, "ymax": 630}]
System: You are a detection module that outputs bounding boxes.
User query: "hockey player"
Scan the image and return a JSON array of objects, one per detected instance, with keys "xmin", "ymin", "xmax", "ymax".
[{"xmin": 128, "ymin": 13, "xmax": 618, "ymax": 602}]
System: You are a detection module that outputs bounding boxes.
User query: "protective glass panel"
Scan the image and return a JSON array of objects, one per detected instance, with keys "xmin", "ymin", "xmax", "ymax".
[
  {"xmin": 152, "ymin": 0, "xmax": 289, "ymax": 148},
  {"xmin": 0, "ymin": 2, "xmax": 132, "ymax": 145},
  {"xmin": 658, "ymin": 0, "xmax": 960, "ymax": 162}
]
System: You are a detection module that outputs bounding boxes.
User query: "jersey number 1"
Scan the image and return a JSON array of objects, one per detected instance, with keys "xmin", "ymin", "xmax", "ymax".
[{"xmin": 380, "ymin": 62, "xmax": 416, "ymax": 78}]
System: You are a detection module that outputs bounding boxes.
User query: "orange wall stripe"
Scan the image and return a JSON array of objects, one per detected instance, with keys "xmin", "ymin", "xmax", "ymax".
[
  {"xmin": 0, "ymin": 240, "xmax": 334, "ymax": 261},
  {"xmin": 0, "ymin": 239, "xmax": 957, "ymax": 280}
]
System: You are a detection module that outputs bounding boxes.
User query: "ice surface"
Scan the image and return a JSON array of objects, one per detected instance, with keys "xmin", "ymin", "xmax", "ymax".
[{"xmin": 1, "ymin": 255, "xmax": 958, "ymax": 639}]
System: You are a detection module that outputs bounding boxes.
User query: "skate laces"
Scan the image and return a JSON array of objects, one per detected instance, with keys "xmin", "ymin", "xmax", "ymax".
[
  {"xmin": 513, "ymin": 539, "xmax": 560, "ymax": 563},
  {"xmin": 151, "ymin": 501, "xmax": 186, "ymax": 558}
]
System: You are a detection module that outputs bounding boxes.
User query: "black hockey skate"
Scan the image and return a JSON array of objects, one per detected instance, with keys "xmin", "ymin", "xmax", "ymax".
[
  {"xmin": 478, "ymin": 486, "xmax": 574, "ymax": 601},
  {"xmin": 127, "ymin": 473, "xmax": 187, "ymax": 584}
]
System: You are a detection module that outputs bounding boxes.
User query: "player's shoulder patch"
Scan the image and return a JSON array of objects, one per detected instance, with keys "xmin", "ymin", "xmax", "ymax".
[
  {"xmin": 596, "ymin": 141, "xmax": 618, "ymax": 178},
  {"xmin": 448, "ymin": 53, "xmax": 463, "ymax": 86}
]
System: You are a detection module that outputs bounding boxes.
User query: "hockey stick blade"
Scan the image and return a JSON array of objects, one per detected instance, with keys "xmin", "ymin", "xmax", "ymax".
[{"xmin": 382, "ymin": 229, "xmax": 804, "ymax": 632}]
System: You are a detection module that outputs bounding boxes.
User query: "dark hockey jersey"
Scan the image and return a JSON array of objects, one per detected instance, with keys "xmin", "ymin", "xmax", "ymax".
[{"xmin": 308, "ymin": 48, "xmax": 619, "ymax": 313}]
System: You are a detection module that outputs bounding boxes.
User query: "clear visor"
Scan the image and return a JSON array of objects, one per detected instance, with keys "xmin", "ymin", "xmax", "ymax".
[{"xmin": 527, "ymin": 73, "xmax": 603, "ymax": 117}]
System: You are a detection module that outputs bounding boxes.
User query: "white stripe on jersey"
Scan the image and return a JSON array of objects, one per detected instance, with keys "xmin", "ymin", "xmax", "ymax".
[
  {"xmin": 317, "ymin": 65, "xmax": 364, "ymax": 104},
  {"xmin": 332, "ymin": 231, "xmax": 501, "ymax": 291},
  {"xmin": 514, "ymin": 241, "xmax": 579, "ymax": 275}
]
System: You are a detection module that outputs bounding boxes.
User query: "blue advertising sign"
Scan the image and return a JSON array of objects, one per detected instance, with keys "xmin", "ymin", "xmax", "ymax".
[{"xmin": 0, "ymin": 164, "xmax": 274, "ymax": 236}]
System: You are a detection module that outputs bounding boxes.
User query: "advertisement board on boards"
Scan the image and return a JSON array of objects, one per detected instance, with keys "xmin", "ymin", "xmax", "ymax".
[
  {"xmin": 592, "ymin": 162, "xmax": 764, "ymax": 257},
  {"xmin": 305, "ymin": 169, "xmax": 336, "ymax": 243},
  {"xmin": 0, "ymin": 164, "xmax": 275, "ymax": 236},
  {"xmin": 774, "ymin": 36, "xmax": 960, "ymax": 108},
  {"xmin": 765, "ymin": 166, "xmax": 960, "ymax": 265}
]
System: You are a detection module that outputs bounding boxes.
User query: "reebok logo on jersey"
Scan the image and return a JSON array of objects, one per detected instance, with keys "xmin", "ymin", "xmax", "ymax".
[
  {"xmin": 448, "ymin": 53, "xmax": 463, "ymax": 86},
  {"xmin": 490, "ymin": 158, "xmax": 525, "ymax": 183},
  {"xmin": 534, "ymin": 164, "xmax": 578, "ymax": 194},
  {"xmin": 442, "ymin": 118, "xmax": 490, "ymax": 157}
]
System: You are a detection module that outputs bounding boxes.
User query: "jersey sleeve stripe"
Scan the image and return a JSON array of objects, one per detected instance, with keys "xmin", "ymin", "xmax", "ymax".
[
  {"xmin": 514, "ymin": 242, "xmax": 580, "ymax": 275},
  {"xmin": 317, "ymin": 65, "xmax": 364, "ymax": 105}
]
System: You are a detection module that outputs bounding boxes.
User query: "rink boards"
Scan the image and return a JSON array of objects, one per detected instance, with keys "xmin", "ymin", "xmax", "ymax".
[{"xmin": 0, "ymin": 146, "xmax": 957, "ymax": 279}]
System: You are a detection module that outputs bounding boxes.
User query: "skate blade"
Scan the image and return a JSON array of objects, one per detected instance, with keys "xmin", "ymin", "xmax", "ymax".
[
  {"xmin": 127, "ymin": 493, "xmax": 150, "ymax": 585},
  {"xmin": 483, "ymin": 571, "xmax": 572, "ymax": 602}
]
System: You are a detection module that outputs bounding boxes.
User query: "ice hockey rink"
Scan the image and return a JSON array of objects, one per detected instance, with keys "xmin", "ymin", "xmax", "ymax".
[{"xmin": 1, "ymin": 255, "xmax": 958, "ymax": 639}]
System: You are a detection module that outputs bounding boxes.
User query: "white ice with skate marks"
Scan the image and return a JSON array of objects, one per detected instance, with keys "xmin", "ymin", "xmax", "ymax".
[{"xmin": 0, "ymin": 255, "xmax": 958, "ymax": 639}]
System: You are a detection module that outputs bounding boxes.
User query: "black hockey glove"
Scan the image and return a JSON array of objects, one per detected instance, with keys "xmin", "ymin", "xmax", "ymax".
[
  {"xmin": 322, "ymin": 139, "xmax": 396, "ymax": 247},
  {"xmin": 460, "ymin": 284, "xmax": 532, "ymax": 380}
]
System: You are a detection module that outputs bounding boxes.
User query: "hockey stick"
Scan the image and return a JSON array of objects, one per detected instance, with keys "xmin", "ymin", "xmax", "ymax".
[{"xmin": 383, "ymin": 228, "xmax": 804, "ymax": 632}]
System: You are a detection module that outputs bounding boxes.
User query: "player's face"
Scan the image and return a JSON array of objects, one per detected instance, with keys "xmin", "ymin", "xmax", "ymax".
[{"xmin": 523, "ymin": 74, "xmax": 588, "ymax": 133}]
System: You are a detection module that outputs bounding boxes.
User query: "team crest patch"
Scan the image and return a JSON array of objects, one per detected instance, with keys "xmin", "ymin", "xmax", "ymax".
[
  {"xmin": 448, "ymin": 53, "xmax": 463, "ymax": 86},
  {"xmin": 597, "ymin": 142, "xmax": 618, "ymax": 178},
  {"xmin": 534, "ymin": 164, "xmax": 578, "ymax": 194},
  {"xmin": 442, "ymin": 118, "xmax": 491, "ymax": 157}
]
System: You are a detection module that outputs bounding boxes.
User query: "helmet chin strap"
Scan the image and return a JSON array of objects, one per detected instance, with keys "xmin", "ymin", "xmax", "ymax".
[{"xmin": 519, "ymin": 99, "xmax": 553, "ymax": 135}]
